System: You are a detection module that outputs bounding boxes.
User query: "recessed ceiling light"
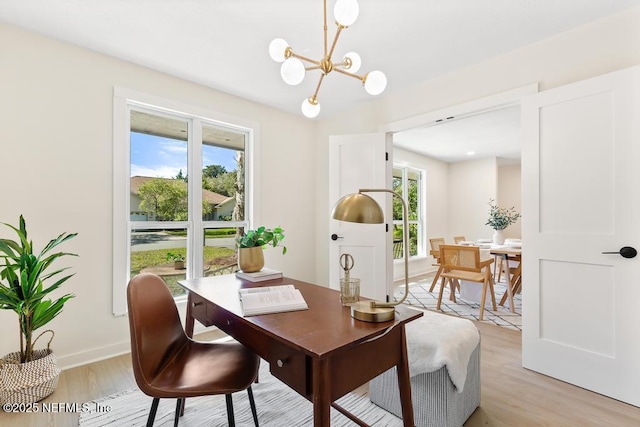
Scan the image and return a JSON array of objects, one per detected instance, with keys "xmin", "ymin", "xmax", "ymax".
[{"xmin": 466, "ymin": 151, "xmax": 475, "ymax": 156}]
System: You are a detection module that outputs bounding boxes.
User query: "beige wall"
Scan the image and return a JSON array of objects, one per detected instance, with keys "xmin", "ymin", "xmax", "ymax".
[
  {"xmin": 448, "ymin": 158, "xmax": 498, "ymax": 242},
  {"xmin": 315, "ymin": 6, "xmax": 640, "ymax": 286},
  {"xmin": 498, "ymin": 164, "xmax": 522, "ymax": 239},
  {"xmin": 0, "ymin": 23, "xmax": 316, "ymax": 368}
]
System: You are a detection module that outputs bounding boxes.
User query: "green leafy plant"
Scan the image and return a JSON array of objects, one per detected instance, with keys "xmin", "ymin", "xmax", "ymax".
[
  {"xmin": 236, "ymin": 226, "xmax": 287, "ymax": 254},
  {"xmin": 486, "ymin": 199, "xmax": 521, "ymax": 230},
  {"xmin": 165, "ymin": 251, "xmax": 185, "ymax": 262},
  {"xmin": 0, "ymin": 216, "xmax": 77, "ymax": 363}
]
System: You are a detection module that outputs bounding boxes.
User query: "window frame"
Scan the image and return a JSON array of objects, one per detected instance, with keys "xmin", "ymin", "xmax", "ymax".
[
  {"xmin": 392, "ymin": 165, "xmax": 425, "ymax": 260},
  {"xmin": 112, "ymin": 87, "xmax": 260, "ymax": 315}
]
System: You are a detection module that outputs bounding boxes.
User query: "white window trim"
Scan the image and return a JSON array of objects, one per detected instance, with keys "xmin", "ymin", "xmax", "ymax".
[
  {"xmin": 112, "ymin": 87, "xmax": 261, "ymax": 316},
  {"xmin": 392, "ymin": 165, "xmax": 426, "ymax": 260}
]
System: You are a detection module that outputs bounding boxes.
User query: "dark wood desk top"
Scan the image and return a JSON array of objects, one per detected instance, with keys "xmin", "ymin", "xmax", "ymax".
[{"xmin": 178, "ymin": 275, "xmax": 422, "ymax": 360}]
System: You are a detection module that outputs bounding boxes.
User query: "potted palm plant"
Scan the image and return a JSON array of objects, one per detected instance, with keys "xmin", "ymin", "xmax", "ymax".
[
  {"xmin": 0, "ymin": 215, "xmax": 77, "ymax": 404},
  {"xmin": 236, "ymin": 226, "xmax": 286, "ymax": 272}
]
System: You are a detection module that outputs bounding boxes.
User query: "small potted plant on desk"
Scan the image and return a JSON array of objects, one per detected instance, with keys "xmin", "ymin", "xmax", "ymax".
[
  {"xmin": 236, "ymin": 226, "xmax": 286, "ymax": 273},
  {"xmin": 166, "ymin": 252, "xmax": 185, "ymax": 270},
  {"xmin": 0, "ymin": 215, "xmax": 77, "ymax": 405}
]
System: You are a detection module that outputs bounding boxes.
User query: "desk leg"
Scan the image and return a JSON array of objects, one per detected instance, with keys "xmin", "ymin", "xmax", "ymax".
[
  {"xmin": 312, "ymin": 358, "xmax": 331, "ymax": 427},
  {"xmin": 184, "ymin": 293, "xmax": 195, "ymax": 338},
  {"xmin": 397, "ymin": 325, "xmax": 415, "ymax": 427}
]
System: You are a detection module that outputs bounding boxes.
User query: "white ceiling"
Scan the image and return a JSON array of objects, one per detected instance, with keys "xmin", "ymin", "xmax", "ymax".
[
  {"xmin": 1, "ymin": 1, "xmax": 637, "ymax": 160},
  {"xmin": 394, "ymin": 106, "xmax": 522, "ymax": 163}
]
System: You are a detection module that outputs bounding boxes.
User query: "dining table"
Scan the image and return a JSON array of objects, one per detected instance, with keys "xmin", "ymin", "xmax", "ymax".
[{"xmin": 489, "ymin": 245, "xmax": 522, "ymax": 313}]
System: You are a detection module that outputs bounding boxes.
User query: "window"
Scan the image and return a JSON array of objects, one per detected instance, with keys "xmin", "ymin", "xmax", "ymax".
[
  {"xmin": 113, "ymin": 88, "xmax": 258, "ymax": 315},
  {"xmin": 392, "ymin": 166, "xmax": 424, "ymax": 259}
]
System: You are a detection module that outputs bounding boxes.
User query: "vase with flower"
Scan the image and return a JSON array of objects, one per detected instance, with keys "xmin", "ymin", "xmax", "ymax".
[{"xmin": 486, "ymin": 199, "xmax": 521, "ymax": 245}]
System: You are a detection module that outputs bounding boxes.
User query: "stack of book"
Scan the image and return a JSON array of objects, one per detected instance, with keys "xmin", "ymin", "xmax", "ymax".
[{"xmin": 235, "ymin": 268, "xmax": 283, "ymax": 282}]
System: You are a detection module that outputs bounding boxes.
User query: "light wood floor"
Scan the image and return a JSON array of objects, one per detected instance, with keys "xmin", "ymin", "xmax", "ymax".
[{"xmin": 4, "ymin": 325, "xmax": 640, "ymax": 426}]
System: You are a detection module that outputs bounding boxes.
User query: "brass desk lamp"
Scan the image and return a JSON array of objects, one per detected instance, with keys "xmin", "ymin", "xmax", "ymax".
[{"xmin": 331, "ymin": 188, "xmax": 410, "ymax": 322}]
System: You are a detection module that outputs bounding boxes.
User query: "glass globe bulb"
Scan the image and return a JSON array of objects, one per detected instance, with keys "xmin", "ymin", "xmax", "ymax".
[
  {"xmin": 364, "ymin": 70, "xmax": 387, "ymax": 95},
  {"xmin": 342, "ymin": 52, "xmax": 361, "ymax": 73},
  {"xmin": 280, "ymin": 58, "xmax": 305, "ymax": 85},
  {"xmin": 269, "ymin": 38, "xmax": 289, "ymax": 63},
  {"xmin": 301, "ymin": 98, "xmax": 321, "ymax": 118},
  {"xmin": 334, "ymin": 0, "xmax": 359, "ymax": 26}
]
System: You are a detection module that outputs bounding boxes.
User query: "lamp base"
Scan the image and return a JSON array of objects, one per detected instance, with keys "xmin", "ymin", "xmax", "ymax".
[{"xmin": 350, "ymin": 301, "xmax": 396, "ymax": 323}]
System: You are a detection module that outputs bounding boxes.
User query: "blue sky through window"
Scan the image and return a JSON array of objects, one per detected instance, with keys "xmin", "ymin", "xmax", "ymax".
[{"xmin": 130, "ymin": 132, "xmax": 239, "ymax": 178}]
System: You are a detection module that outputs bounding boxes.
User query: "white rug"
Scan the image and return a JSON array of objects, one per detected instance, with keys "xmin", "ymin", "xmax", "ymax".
[
  {"xmin": 79, "ymin": 361, "xmax": 402, "ymax": 426},
  {"xmin": 399, "ymin": 275, "xmax": 522, "ymax": 331}
]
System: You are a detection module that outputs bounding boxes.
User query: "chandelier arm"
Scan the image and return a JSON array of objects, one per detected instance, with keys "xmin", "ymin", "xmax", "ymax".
[
  {"xmin": 289, "ymin": 52, "xmax": 321, "ymax": 66},
  {"xmin": 333, "ymin": 67, "xmax": 366, "ymax": 82},
  {"xmin": 327, "ymin": 25, "xmax": 345, "ymax": 62},
  {"xmin": 305, "ymin": 65, "xmax": 323, "ymax": 71},
  {"xmin": 323, "ymin": 0, "xmax": 328, "ymax": 57},
  {"xmin": 311, "ymin": 73, "xmax": 326, "ymax": 100}
]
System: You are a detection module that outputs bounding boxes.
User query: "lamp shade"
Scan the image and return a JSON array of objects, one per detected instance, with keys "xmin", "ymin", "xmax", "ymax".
[
  {"xmin": 269, "ymin": 38, "xmax": 289, "ymax": 62},
  {"xmin": 343, "ymin": 51, "xmax": 361, "ymax": 73},
  {"xmin": 281, "ymin": 58, "xmax": 305, "ymax": 85},
  {"xmin": 331, "ymin": 193, "xmax": 384, "ymax": 224},
  {"xmin": 334, "ymin": 0, "xmax": 359, "ymax": 27},
  {"xmin": 364, "ymin": 70, "xmax": 387, "ymax": 95},
  {"xmin": 301, "ymin": 98, "xmax": 321, "ymax": 118}
]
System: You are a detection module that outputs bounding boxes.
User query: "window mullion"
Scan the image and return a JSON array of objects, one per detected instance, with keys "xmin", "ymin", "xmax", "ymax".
[{"xmin": 190, "ymin": 119, "xmax": 203, "ymax": 277}]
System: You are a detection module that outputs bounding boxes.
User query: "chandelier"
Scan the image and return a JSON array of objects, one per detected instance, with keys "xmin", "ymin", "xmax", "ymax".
[{"xmin": 268, "ymin": 0, "xmax": 387, "ymax": 118}]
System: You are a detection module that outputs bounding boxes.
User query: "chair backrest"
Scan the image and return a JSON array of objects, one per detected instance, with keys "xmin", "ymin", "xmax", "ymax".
[
  {"xmin": 429, "ymin": 238, "xmax": 445, "ymax": 251},
  {"xmin": 127, "ymin": 273, "xmax": 187, "ymax": 392},
  {"xmin": 429, "ymin": 237, "xmax": 445, "ymax": 259},
  {"xmin": 453, "ymin": 236, "xmax": 466, "ymax": 243},
  {"xmin": 439, "ymin": 244, "xmax": 481, "ymax": 272}
]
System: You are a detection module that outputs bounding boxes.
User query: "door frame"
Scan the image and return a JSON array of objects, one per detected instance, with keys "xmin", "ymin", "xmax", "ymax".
[{"xmin": 378, "ymin": 83, "xmax": 538, "ymax": 291}]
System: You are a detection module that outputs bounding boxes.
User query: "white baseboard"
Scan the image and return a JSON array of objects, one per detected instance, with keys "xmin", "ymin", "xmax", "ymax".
[
  {"xmin": 57, "ymin": 340, "xmax": 131, "ymax": 371},
  {"xmin": 57, "ymin": 323, "xmax": 219, "ymax": 371}
]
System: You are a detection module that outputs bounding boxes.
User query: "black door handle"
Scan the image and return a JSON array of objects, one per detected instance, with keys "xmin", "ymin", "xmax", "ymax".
[
  {"xmin": 331, "ymin": 234, "xmax": 343, "ymax": 241},
  {"xmin": 602, "ymin": 246, "xmax": 637, "ymax": 259}
]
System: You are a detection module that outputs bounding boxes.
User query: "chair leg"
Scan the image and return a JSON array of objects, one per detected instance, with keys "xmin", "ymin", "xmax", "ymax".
[
  {"xmin": 436, "ymin": 276, "xmax": 447, "ymax": 310},
  {"xmin": 449, "ymin": 279, "xmax": 458, "ymax": 302},
  {"xmin": 146, "ymin": 397, "xmax": 160, "ymax": 427},
  {"xmin": 479, "ymin": 281, "xmax": 488, "ymax": 321},
  {"xmin": 173, "ymin": 399, "xmax": 182, "ymax": 427},
  {"xmin": 225, "ymin": 394, "xmax": 235, "ymax": 427},
  {"xmin": 247, "ymin": 386, "xmax": 259, "ymax": 426},
  {"xmin": 429, "ymin": 265, "xmax": 442, "ymax": 292}
]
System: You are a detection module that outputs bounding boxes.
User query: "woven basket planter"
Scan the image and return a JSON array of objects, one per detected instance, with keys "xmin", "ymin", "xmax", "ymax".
[{"xmin": 0, "ymin": 332, "xmax": 61, "ymax": 405}]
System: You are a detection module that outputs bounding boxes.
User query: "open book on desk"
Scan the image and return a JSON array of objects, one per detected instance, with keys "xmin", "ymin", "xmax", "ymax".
[{"xmin": 239, "ymin": 284, "xmax": 308, "ymax": 316}]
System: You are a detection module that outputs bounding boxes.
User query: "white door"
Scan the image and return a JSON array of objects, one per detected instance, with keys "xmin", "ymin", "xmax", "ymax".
[
  {"xmin": 328, "ymin": 133, "xmax": 392, "ymax": 301},
  {"xmin": 521, "ymin": 65, "xmax": 640, "ymax": 406}
]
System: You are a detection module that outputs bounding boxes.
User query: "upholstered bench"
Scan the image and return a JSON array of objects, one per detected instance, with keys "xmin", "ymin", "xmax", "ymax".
[{"xmin": 370, "ymin": 310, "xmax": 480, "ymax": 427}]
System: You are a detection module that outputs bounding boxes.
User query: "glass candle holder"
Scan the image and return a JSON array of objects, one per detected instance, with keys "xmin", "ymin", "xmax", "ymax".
[{"xmin": 340, "ymin": 278, "xmax": 360, "ymax": 306}]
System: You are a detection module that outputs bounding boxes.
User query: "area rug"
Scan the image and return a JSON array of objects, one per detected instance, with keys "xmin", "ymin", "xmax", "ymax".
[
  {"xmin": 399, "ymin": 274, "xmax": 522, "ymax": 331},
  {"xmin": 79, "ymin": 361, "xmax": 402, "ymax": 427}
]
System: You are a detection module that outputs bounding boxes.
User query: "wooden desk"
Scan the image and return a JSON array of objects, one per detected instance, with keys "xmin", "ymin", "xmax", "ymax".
[
  {"xmin": 490, "ymin": 247, "xmax": 522, "ymax": 312},
  {"xmin": 178, "ymin": 275, "xmax": 422, "ymax": 427}
]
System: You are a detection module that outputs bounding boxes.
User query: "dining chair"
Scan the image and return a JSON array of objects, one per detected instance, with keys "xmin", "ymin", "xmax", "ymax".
[
  {"xmin": 453, "ymin": 236, "xmax": 466, "ymax": 244},
  {"xmin": 428, "ymin": 238, "xmax": 446, "ymax": 292},
  {"xmin": 437, "ymin": 245, "xmax": 497, "ymax": 320},
  {"xmin": 127, "ymin": 273, "xmax": 260, "ymax": 427}
]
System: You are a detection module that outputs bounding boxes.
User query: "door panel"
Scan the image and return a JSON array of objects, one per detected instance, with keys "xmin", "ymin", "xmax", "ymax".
[
  {"xmin": 329, "ymin": 133, "xmax": 392, "ymax": 301},
  {"xmin": 522, "ymin": 64, "xmax": 640, "ymax": 406}
]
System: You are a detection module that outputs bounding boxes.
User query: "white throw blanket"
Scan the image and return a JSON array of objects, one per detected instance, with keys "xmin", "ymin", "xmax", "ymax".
[{"xmin": 404, "ymin": 309, "xmax": 480, "ymax": 393}]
